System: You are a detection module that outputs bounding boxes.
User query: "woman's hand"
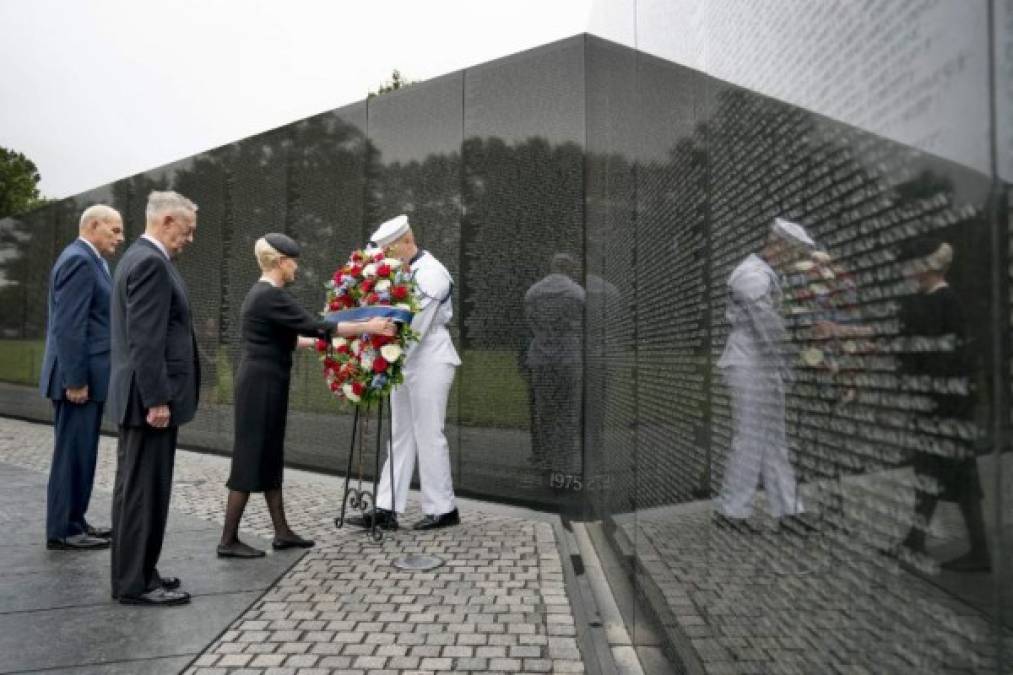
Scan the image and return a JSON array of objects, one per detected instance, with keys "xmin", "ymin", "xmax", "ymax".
[{"xmin": 365, "ymin": 318, "xmax": 397, "ymax": 336}]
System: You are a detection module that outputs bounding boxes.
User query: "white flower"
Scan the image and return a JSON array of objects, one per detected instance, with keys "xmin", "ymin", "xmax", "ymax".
[
  {"xmin": 395, "ymin": 303, "xmax": 411, "ymax": 311},
  {"xmin": 360, "ymin": 351, "xmax": 374, "ymax": 368},
  {"xmin": 384, "ymin": 258, "xmax": 402, "ymax": 269},
  {"xmin": 375, "ymin": 279, "xmax": 392, "ymax": 292},
  {"xmin": 380, "ymin": 344, "xmax": 403, "ymax": 362},
  {"xmin": 801, "ymin": 347, "xmax": 824, "ymax": 367},
  {"xmin": 363, "ymin": 263, "xmax": 378, "ymax": 278},
  {"xmin": 341, "ymin": 382, "xmax": 360, "ymax": 403},
  {"xmin": 350, "ymin": 339, "xmax": 361, "ymax": 355},
  {"xmin": 333, "ymin": 336, "xmax": 348, "ymax": 349}
]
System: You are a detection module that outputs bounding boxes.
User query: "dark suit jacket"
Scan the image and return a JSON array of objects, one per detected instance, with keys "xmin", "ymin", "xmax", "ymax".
[
  {"xmin": 39, "ymin": 239, "xmax": 112, "ymax": 401},
  {"xmin": 108, "ymin": 237, "xmax": 200, "ymax": 427}
]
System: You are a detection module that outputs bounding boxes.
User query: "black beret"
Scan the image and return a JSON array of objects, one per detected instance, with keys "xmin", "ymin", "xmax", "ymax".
[
  {"xmin": 265, "ymin": 232, "xmax": 301, "ymax": 258},
  {"xmin": 897, "ymin": 236, "xmax": 942, "ymax": 262}
]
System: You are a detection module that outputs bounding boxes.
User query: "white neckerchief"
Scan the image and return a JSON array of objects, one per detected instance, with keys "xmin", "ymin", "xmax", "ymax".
[
  {"xmin": 141, "ymin": 233, "xmax": 170, "ymax": 260},
  {"xmin": 259, "ymin": 275, "xmax": 281, "ymax": 287},
  {"xmin": 926, "ymin": 280, "xmax": 949, "ymax": 294}
]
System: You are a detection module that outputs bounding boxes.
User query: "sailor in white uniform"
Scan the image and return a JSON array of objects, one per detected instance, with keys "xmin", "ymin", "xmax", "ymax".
[
  {"xmin": 715, "ymin": 217, "xmax": 814, "ymax": 530},
  {"xmin": 351, "ymin": 214, "xmax": 462, "ymax": 531}
]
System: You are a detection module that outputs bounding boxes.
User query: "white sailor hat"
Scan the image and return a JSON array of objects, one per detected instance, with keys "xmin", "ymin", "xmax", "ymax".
[
  {"xmin": 369, "ymin": 215, "xmax": 410, "ymax": 247},
  {"xmin": 771, "ymin": 217, "xmax": 815, "ymax": 248}
]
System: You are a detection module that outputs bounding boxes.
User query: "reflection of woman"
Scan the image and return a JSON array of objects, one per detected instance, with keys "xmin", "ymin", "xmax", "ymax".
[
  {"xmin": 217, "ymin": 234, "xmax": 395, "ymax": 558},
  {"xmin": 896, "ymin": 239, "xmax": 989, "ymax": 572}
]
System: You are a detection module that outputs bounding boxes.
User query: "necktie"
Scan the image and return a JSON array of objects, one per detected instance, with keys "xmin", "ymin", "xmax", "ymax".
[{"xmin": 101, "ymin": 258, "xmax": 111, "ymax": 279}]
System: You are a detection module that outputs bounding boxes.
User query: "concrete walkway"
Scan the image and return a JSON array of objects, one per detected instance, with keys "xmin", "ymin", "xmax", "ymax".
[{"xmin": 0, "ymin": 416, "xmax": 592, "ymax": 675}]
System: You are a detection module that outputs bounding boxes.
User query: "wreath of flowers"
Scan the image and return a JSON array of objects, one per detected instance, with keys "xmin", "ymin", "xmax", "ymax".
[{"xmin": 317, "ymin": 246, "xmax": 419, "ymax": 406}]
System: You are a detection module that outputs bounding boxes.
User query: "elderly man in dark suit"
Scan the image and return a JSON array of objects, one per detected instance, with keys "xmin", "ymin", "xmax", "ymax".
[
  {"xmin": 108, "ymin": 190, "xmax": 199, "ymax": 606},
  {"xmin": 40, "ymin": 205, "xmax": 124, "ymax": 550}
]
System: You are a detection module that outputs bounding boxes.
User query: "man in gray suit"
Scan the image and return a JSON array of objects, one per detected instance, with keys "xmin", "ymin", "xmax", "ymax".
[{"xmin": 108, "ymin": 190, "xmax": 199, "ymax": 606}]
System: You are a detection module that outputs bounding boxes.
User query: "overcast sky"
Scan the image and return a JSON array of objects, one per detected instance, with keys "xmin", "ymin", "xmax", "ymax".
[{"xmin": 0, "ymin": 0, "xmax": 600, "ymax": 198}]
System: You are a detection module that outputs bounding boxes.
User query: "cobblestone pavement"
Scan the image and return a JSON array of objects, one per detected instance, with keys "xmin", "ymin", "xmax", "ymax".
[
  {"xmin": 619, "ymin": 483, "xmax": 1012, "ymax": 675},
  {"xmin": 0, "ymin": 416, "xmax": 588, "ymax": 675}
]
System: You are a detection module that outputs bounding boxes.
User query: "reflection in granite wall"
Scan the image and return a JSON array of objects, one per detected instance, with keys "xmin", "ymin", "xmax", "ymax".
[
  {"xmin": 582, "ymin": 33, "xmax": 1007, "ymax": 674},
  {"xmin": 0, "ymin": 31, "xmax": 1008, "ymax": 672}
]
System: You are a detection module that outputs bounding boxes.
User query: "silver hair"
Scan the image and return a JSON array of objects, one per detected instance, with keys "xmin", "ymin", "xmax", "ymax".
[
  {"xmin": 78, "ymin": 204, "xmax": 120, "ymax": 232},
  {"xmin": 145, "ymin": 190, "xmax": 197, "ymax": 225}
]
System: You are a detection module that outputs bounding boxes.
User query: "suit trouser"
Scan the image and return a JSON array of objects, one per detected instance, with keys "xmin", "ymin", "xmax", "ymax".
[
  {"xmin": 717, "ymin": 365, "xmax": 802, "ymax": 518},
  {"xmin": 375, "ymin": 362, "xmax": 456, "ymax": 516},
  {"xmin": 110, "ymin": 425, "xmax": 176, "ymax": 598},
  {"xmin": 46, "ymin": 400, "xmax": 104, "ymax": 540}
]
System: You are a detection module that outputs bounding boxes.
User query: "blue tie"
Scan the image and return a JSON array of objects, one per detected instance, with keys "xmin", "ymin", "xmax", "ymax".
[{"xmin": 100, "ymin": 258, "xmax": 111, "ymax": 279}]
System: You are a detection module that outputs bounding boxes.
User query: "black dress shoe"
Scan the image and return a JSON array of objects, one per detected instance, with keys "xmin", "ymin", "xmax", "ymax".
[
  {"xmin": 47, "ymin": 534, "xmax": 110, "ymax": 550},
  {"xmin": 940, "ymin": 551, "xmax": 992, "ymax": 573},
  {"xmin": 85, "ymin": 525, "xmax": 113, "ymax": 539},
  {"xmin": 217, "ymin": 541, "xmax": 266, "ymax": 558},
  {"xmin": 119, "ymin": 588, "xmax": 190, "ymax": 606},
  {"xmin": 273, "ymin": 533, "xmax": 315, "ymax": 549},
  {"xmin": 159, "ymin": 576, "xmax": 181, "ymax": 590},
  {"xmin": 412, "ymin": 508, "xmax": 460, "ymax": 531},
  {"xmin": 347, "ymin": 509, "xmax": 398, "ymax": 530}
]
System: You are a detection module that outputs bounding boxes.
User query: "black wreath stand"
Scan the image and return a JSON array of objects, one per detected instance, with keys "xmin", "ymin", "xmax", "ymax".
[{"xmin": 334, "ymin": 397, "xmax": 395, "ymax": 543}]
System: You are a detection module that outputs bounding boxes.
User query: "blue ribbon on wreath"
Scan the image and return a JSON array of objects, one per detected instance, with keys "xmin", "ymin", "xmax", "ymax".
[{"xmin": 324, "ymin": 306, "xmax": 414, "ymax": 325}]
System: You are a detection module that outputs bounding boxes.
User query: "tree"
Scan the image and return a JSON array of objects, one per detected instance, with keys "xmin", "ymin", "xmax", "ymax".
[
  {"xmin": 0, "ymin": 147, "xmax": 48, "ymax": 218},
  {"xmin": 368, "ymin": 69, "xmax": 415, "ymax": 98}
]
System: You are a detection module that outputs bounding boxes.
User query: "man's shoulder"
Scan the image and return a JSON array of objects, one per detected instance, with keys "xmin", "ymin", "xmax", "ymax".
[{"xmin": 414, "ymin": 254, "xmax": 452, "ymax": 297}]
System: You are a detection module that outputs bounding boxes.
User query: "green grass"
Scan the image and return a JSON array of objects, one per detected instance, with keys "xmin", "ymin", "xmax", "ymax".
[
  {"xmin": 0, "ymin": 339, "xmax": 45, "ymax": 386},
  {"xmin": 0, "ymin": 340, "xmax": 532, "ymax": 430}
]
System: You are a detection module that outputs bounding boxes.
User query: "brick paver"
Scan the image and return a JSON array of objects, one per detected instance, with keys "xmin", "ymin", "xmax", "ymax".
[{"xmin": 0, "ymin": 416, "xmax": 586, "ymax": 674}]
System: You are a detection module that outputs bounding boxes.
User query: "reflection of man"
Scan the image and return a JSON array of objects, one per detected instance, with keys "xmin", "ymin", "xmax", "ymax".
[
  {"xmin": 715, "ymin": 218, "xmax": 814, "ymax": 531},
  {"xmin": 523, "ymin": 253, "xmax": 584, "ymax": 474},
  {"xmin": 109, "ymin": 191, "xmax": 200, "ymax": 606},
  {"xmin": 351, "ymin": 215, "xmax": 462, "ymax": 531},
  {"xmin": 40, "ymin": 205, "xmax": 124, "ymax": 550}
]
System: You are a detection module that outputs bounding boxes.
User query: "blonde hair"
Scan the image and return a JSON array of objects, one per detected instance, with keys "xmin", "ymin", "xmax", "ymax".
[
  {"xmin": 78, "ymin": 204, "xmax": 120, "ymax": 232},
  {"xmin": 254, "ymin": 237, "xmax": 282, "ymax": 272},
  {"xmin": 926, "ymin": 242, "xmax": 953, "ymax": 273}
]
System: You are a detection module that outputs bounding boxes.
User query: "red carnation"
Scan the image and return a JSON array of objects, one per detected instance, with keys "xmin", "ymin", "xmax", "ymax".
[
  {"xmin": 329, "ymin": 299, "xmax": 341, "ymax": 311},
  {"xmin": 377, "ymin": 263, "xmax": 391, "ymax": 277},
  {"xmin": 360, "ymin": 278, "xmax": 374, "ymax": 293},
  {"xmin": 315, "ymin": 339, "xmax": 328, "ymax": 353},
  {"xmin": 391, "ymin": 285, "xmax": 409, "ymax": 300},
  {"xmin": 336, "ymin": 343, "xmax": 350, "ymax": 354},
  {"xmin": 351, "ymin": 251, "xmax": 363, "ymax": 263},
  {"xmin": 366, "ymin": 292, "xmax": 379, "ymax": 304},
  {"xmin": 332, "ymin": 271, "xmax": 343, "ymax": 284},
  {"xmin": 342, "ymin": 294, "xmax": 355, "ymax": 308},
  {"xmin": 373, "ymin": 251, "xmax": 384, "ymax": 262},
  {"xmin": 349, "ymin": 265, "xmax": 363, "ymax": 277},
  {"xmin": 372, "ymin": 356, "xmax": 389, "ymax": 373},
  {"xmin": 351, "ymin": 381, "xmax": 365, "ymax": 395},
  {"xmin": 329, "ymin": 380, "xmax": 340, "ymax": 392},
  {"xmin": 371, "ymin": 334, "xmax": 391, "ymax": 348}
]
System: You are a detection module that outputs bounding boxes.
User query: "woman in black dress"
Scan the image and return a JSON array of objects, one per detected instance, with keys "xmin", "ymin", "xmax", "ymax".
[
  {"xmin": 896, "ymin": 239, "xmax": 990, "ymax": 572},
  {"xmin": 217, "ymin": 233, "xmax": 395, "ymax": 558}
]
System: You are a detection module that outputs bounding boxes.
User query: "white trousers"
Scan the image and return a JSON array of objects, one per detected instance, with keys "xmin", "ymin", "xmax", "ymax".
[
  {"xmin": 375, "ymin": 361, "xmax": 457, "ymax": 515},
  {"xmin": 717, "ymin": 365, "xmax": 802, "ymax": 518}
]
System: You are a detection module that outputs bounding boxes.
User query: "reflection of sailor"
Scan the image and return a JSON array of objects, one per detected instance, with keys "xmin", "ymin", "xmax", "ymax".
[
  {"xmin": 523, "ymin": 253, "xmax": 584, "ymax": 474},
  {"xmin": 350, "ymin": 215, "xmax": 462, "ymax": 531},
  {"xmin": 715, "ymin": 217, "xmax": 814, "ymax": 529}
]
